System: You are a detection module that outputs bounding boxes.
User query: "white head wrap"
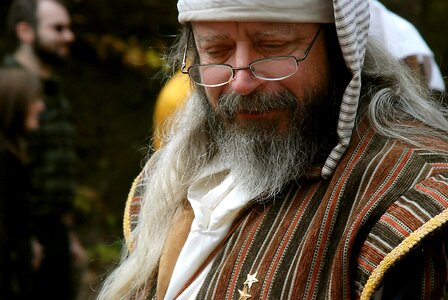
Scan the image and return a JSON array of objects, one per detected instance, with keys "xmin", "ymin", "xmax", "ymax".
[
  {"xmin": 177, "ymin": 0, "xmax": 370, "ymax": 178},
  {"xmin": 178, "ymin": 0, "xmax": 334, "ymax": 23}
]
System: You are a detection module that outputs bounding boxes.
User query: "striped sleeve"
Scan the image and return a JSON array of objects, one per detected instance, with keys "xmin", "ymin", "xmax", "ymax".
[{"xmin": 356, "ymin": 173, "xmax": 448, "ymax": 299}]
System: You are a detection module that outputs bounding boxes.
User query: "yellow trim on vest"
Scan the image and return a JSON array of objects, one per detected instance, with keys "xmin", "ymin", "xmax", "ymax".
[
  {"xmin": 360, "ymin": 208, "xmax": 448, "ymax": 300},
  {"xmin": 123, "ymin": 175, "xmax": 141, "ymax": 252}
]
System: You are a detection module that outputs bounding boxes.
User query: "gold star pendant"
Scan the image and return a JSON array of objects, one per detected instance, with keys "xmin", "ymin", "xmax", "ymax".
[
  {"xmin": 238, "ymin": 286, "xmax": 252, "ymax": 300},
  {"xmin": 244, "ymin": 272, "xmax": 259, "ymax": 290}
]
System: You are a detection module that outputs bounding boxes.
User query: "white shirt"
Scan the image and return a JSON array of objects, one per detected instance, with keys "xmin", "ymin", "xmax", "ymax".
[{"xmin": 164, "ymin": 164, "xmax": 252, "ymax": 299}]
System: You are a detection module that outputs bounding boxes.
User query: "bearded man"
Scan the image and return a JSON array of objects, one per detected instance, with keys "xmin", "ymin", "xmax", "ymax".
[
  {"xmin": 3, "ymin": 0, "xmax": 85, "ymax": 299},
  {"xmin": 99, "ymin": 0, "xmax": 448, "ymax": 299}
]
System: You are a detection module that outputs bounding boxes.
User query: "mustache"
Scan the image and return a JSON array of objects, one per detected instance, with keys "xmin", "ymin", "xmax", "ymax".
[{"xmin": 216, "ymin": 90, "xmax": 298, "ymax": 119}]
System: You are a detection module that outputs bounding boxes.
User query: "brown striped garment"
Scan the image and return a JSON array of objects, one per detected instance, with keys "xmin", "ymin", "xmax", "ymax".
[{"xmin": 127, "ymin": 116, "xmax": 448, "ymax": 299}]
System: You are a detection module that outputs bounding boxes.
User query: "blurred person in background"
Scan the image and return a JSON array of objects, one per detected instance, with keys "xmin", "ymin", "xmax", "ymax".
[
  {"xmin": 100, "ymin": 0, "xmax": 448, "ymax": 298},
  {"xmin": 0, "ymin": 67, "xmax": 44, "ymax": 300},
  {"xmin": 369, "ymin": 0, "xmax": 445, "ymax": 94},
  {"xmin": 3, "ymin": 0, "xmax": 86, "ymax": 299}
]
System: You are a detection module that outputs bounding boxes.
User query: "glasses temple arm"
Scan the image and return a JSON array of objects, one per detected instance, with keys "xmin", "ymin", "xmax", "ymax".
[{"xmin": 181, "ymin": 30, "xmax": 192, "ymax": 74}]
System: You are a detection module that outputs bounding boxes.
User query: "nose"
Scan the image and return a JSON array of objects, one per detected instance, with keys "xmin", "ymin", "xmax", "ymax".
[
  {"xmin": 228, "ymin": 44, "xmax": 263, "ymax": 95},
  {"xmin": 229, "ymin": 66, "xmax": 262, "ymax": 95},
  {"xmin": 64, "ymin": 29, "xmax": 75, "ymax": 43}
]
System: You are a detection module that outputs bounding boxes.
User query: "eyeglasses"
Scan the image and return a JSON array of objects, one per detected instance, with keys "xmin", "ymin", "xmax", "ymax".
[{"xmin": 181, "ymin": 26, "xmax": 321, "ymax": 88}]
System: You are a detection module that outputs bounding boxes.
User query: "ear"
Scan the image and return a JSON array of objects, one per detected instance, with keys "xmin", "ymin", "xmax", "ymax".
[{"xmin": 16, "ymin": 21, "xmax": 36, "ymax": 44}]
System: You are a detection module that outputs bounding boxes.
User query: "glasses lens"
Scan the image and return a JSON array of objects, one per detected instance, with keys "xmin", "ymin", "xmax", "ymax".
[
  {"xmin": 251, "ymin": 56, "xmax": 298, "ymax": 80},
  {"xmin": 189, "ymin": 65, "xmax": 233, "ymax": 87}
]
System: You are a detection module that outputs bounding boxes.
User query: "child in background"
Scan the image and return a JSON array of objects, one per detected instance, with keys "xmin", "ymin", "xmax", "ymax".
[{"xmin": 0, "ymin": 67, "xmax": 44, "ymax": 300}]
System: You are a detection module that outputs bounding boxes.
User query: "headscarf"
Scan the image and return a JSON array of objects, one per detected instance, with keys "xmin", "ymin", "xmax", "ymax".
[
  {"xmin": 177, "ymin": 0, "xmax": 370, "ymax": 178},
  {"xmin": 178, "ymin": 0, "xmax": 334, "ymax": 23}
]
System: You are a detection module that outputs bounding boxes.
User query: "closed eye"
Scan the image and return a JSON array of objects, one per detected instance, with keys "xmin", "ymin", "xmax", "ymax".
[
  {"xmin": 201, "ymin": 46, "xmax": 233, "ymax": 62},
  {"xmin": 259, "ymin": 43, "xmax": 288, "ymax": 51},
  {"xmin": 257, "ymin": 42, "xmax": 298, "ymax": 56}
]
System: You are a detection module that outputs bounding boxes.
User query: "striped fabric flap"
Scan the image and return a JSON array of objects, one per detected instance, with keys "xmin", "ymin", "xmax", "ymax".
[{"xmin": 322, "ymin": 0, "xmax": 370, "ymax": 178}]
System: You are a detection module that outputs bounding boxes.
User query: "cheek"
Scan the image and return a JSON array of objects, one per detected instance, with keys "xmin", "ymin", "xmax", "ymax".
[
  {"xmin": 38, "ymin": 31, "xmax": 58, "ymax": 45},
  {"xmin": 25, "ymin": 112, "xmax": 36, "ymax": 130},
  {"xmin": 286, "ymin": 59, "xmax": 330, "ymax": 101},
  {"xmin": 29, "ymin": 102, "xmax": 44, "ymax": 117}
]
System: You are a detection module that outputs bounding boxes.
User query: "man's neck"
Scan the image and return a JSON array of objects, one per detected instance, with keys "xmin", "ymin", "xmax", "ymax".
[{"xmin": 14, "ymin": 45, "xmax": 53, "ymax": 79}]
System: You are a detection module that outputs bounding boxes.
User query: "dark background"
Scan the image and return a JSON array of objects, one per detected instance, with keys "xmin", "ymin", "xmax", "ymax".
[{"xmin": 0, "ymin": 0, "xmax": 447, "ymax": 297}]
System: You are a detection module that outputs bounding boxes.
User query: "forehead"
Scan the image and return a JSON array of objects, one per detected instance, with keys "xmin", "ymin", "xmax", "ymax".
[
  {"xmin": 36, "ymin": 0, "xmax": 70, "ymax": 26},
  {"xmin": 192, "ymin": 22, "xmax": 317, "ymax": 41}
]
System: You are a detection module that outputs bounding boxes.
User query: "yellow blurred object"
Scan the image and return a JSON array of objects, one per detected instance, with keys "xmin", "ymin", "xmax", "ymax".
[
  {"xmin": 153, "ymin": 71, "xmax": 191, "ymax": 149},
  {"xmin": 146, "ymin": 49, "xmax": 163, "ymax": 69}
]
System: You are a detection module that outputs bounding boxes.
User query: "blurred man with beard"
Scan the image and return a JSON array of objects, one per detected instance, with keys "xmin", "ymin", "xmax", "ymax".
[
  {"xmin": 100, "ymin": 0, "xmax": 448, "ymax": 299},
  {"xmin": 3, "ymin": 0, "xmax": 85, "ymax": 299}
]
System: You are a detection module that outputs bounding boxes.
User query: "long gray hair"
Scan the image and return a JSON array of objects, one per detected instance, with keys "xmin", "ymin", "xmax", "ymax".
[
  {"xmin": 362, "ymin": 38, "xmax": 448, "ymax": 143},
  {"xmin": 97, "ymin": 25, "xmax": 448, "ymax": 299}
]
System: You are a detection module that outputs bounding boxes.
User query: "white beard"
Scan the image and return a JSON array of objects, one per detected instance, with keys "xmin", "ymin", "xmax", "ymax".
[{"xmin": 204, "ymin": 88, "xmax": 335, "ymax": 200}]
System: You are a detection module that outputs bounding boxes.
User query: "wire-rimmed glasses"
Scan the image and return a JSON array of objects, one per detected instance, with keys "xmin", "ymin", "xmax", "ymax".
[{"xmin": 181, "ymin": 26, "xmax": 322, "ymax": 88}]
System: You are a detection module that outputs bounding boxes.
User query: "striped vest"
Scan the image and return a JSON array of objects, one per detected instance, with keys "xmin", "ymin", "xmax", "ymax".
[{"xmin": 126, "ymin": 118, "xmax": 448, "ymax": 299}]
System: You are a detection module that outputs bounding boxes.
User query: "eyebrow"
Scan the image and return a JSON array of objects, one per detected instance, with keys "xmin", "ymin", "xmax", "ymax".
[
  {"xmin": 195, "ymin": 24, "xmax": 298, "ymax": 44},
  {"xmin": 250, "ymin": 24, "xmax": 297, "ymax": 38},
  {"xmin": 195, "ymin": 34, "xmax": 229, "ymax": 44}
]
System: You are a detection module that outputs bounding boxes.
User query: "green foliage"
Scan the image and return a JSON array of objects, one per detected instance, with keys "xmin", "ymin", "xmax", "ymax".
[{"xmin": 87, "ymin": 241, "xmax": 123, "ymax": 272}]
